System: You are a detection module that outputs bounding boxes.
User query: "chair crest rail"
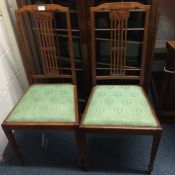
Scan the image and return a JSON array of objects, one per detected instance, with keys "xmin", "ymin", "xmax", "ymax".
[
  {"xmin": 91, "ymin": 2, "xmax": 150, "ymax": 12},
  {"xmin": 16, "ymin": 4, "xmax": 69, "ymax": 14}
]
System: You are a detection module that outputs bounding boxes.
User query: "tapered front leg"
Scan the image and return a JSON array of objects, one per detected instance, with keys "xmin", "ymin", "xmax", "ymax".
[
  {"xmin": 2, "ymin": 125, "xmax": 24, "ymax": 165},
  {"xmin": 148, "ymin": 131, "xmax": 162, "ymax": 173}
]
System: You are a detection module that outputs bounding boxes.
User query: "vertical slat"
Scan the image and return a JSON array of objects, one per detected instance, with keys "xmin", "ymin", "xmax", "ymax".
[
  {"xmin": 35, "ymin": 20, "xmax": 47, "ymax": 74},
  {"xmin": 41, "ymin": 20, "xmax": 49, "ymax": 73},
  {"xmin": 121, "ymin": 19, "xmax": 124, "ymax": 74},
  {"xmin": 43, "ymin": 20, "xmax": 51, "ymax": 73},
  {"xmin": 47, "ymin": 20, "xmax": 55, "ymax": 73},
  {"xmin": 123, "ymin": 19, "xmax": 128, "ymax": 75},
  {"xmin": 52, "ymin": 15, "xmax": 62, "ymax": 74},
  {"xmin": 46, "ymin": 20, "xmax": 53, "ymax": 73},
  {"xmin": 37, "ymin": 20, "xmax": 46, "ymax": 73},
  {"xmin": 110, "ymin": 19, "xmax": 113, "ymax": 75},
  {"xmin": 47, "ymin": 19, "xmax": 58, "ymax": 73},
  {"xmin": 109, "ymin": 10, "xmax": 129, "ymax": 76},
  {"xmin": 117, "ymin": 18, "xmax": 120, "ymax": 75},
  {"xmin": 34, "ymin": 12, "xmax": 60, "ymax": 75},
  {"xmin": 113, "ymin": 19, "xmax": 116, "ymax": 74},
  {"xmin": 44, "ymin": 20, "xmax": 51, "ymax": 73}
]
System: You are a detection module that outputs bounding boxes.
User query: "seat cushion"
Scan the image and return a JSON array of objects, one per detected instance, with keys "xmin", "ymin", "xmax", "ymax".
[
  {"xmin": 83, "ymin": 85, "xmax": 158, "ymax": 127},
  {"xmin": 7, "ymin": 84, "xmax": 76, "ymax": 123}
]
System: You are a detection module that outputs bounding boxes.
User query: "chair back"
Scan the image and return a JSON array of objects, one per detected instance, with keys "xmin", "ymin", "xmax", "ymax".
[
  {"xmin": 90, "ymin": 2, "xmax": 150, "ymax": 86},
  {"xmin": 16, "ymin": 4, "xmax": 76, "ymax": 85}
]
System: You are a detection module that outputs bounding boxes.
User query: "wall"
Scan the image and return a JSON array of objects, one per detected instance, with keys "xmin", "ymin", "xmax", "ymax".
[{"xmin": 0, "ymin": 1, "xmax": 28, "ymax": 158}]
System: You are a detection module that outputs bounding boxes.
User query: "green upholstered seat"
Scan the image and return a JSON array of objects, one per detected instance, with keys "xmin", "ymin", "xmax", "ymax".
[
  {"xmin": 7, "ymin": 84, "xmax": 76, "ymax": 123},
  {"xmin": 83, "ymin": 85, "xmax": 158, "ymax": 127}
]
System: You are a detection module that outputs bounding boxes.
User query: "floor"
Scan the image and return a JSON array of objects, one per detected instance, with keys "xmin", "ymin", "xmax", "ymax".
[{"xmin": 0, "ymin": 124, "xmax": 175, "ymax": 175}]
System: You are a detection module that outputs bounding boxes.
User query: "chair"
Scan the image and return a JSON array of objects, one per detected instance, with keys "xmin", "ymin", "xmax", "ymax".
[
  {"xmin": 80, "ymin": 2, "xmax": 162, "ymax": 172},
  {"xmin": 1, "ymin": 4, "xmax": 81, "ymax": 165}
]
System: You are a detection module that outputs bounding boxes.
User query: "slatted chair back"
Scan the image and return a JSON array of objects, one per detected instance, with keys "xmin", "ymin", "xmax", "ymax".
[
  {"xmin": 15, "ymin": 4, "xmax": 76, "ymax": 85},
  {"xmin": 90, "ymin": 2, "xmax": 150, "ymax": 86}
]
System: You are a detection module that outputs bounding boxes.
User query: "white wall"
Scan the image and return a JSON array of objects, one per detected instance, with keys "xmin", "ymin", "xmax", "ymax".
[{"xmin": 0, "ymin": 1, "xmax": 28, "ymax": 158}]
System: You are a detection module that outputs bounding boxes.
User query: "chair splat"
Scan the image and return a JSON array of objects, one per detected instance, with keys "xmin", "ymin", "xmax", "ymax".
[
  {"xmin": 109, "ymin": 9, "xmax": 130, "ymax": 76},
  {"xmin": 34, "ymin": 12, "xmax": 61, "ymax": 75}
]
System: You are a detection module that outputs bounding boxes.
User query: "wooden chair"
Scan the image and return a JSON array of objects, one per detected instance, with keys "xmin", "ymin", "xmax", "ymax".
[
  {"xmin": 1, "ymin": 4, "xmax": 81, "ymax": 165},
  {"xmin": 80, "ymin": 2, "xmax": 162, "ymax": 172}
]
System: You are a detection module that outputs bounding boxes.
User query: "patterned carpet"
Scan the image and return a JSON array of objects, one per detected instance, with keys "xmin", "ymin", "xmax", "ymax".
[{"xmin": 0, "ymin": 124, "xmax": 175, "ymax": 175}]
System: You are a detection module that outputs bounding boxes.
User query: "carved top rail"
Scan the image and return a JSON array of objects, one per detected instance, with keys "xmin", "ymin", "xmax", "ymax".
[
  {"xmin": 16, "ymin": 4, "xmax": 69, "ymax": 14},
  {"xmin": 91, "ymin": 2, "xmax": 150, "ymax": 12}
]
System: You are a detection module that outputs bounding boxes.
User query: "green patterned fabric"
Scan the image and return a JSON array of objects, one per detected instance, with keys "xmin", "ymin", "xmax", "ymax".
[
  {"xmin": 7, "ymin": 84, "xmax": 76, "ymax": 123},
  {"xmin": 83, "ymin": 85, "xmax": 158, "ymax": 127}
]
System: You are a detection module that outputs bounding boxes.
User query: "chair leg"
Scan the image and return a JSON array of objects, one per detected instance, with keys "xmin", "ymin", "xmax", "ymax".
[
  {"xmin": 148, "ymin": 132, "xmax": 162, "ymax": 173},
  {"xmin": 2, "ymin": 126, "xmax": 24, "ymax": 165},
  {"xmin": 79, "ymin": 131, "xmax": 88, "ymax": 170},
  {"xmin": 74, "ymin": 127, "xmax": 82, "ymax": 167}
]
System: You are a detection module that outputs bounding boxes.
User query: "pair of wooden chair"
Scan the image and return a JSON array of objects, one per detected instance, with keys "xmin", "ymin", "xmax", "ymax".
[{"xmin": 1, "ymin": 2, "xmax": 162, "ymax": 172}]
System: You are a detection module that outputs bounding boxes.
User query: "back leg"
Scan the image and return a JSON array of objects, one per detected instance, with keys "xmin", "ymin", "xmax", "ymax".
[
  {"xmin": 2, "ymin": 125, "xmax": 24, "ymax": 165},
  {"xmin": 148, "ymin": 131, "xmax": 162, "ymax": 173}
]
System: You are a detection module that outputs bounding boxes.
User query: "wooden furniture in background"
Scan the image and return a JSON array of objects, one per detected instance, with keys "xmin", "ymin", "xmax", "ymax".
[
  {"xmin": 80, "ymin": 2, "xmax": 162, "ymax": 172},
  {"xmin": 1, "ymin": 4, "xmax": 81, "ymax": 165},
  {"xmin": 152, "ymin": 41, "xmax": 175, "ymax": 123}
]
